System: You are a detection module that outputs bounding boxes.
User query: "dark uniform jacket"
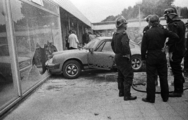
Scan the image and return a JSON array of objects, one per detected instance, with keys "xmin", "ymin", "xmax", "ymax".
[
  {"xmin": 141, "ymin": 25, "xmax": 179, "ymax": 60},
  {"xmin": 143, "ymin": 24, "xmax": 164, "ymax": 34},
  {"xmin": 143, "ymin": 25, "xmax": 150, "ymax": 34},
  {"xmin": 167, "ymin": 17, "xmax": 186, "ymax": 56},
  {"xmin": 111, "ymin": 31, "xmax": 131, "ymax": 56}
]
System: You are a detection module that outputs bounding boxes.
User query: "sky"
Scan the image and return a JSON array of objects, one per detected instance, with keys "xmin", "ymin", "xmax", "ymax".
[{"xmin": 69, "ymin": 0, "xmax": 188, "ymax": 23}]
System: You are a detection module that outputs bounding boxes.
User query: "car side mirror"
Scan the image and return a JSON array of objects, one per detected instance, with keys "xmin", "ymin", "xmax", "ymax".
[{"xmin": 89, "ymin": 48, "xmax": 94, "ymax": 54}]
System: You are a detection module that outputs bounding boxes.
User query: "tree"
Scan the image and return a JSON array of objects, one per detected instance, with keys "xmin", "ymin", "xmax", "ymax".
[
  {"xmin": 101, "ymin": 15, "xmax": 116, "ymax": 22},
  {"xmin": 180, "ymin": 7, "xmax": 188, "ymax": 18},
  {"xmin": 101, "ymin": 0, "xmax": 188, "ymax": 22}
]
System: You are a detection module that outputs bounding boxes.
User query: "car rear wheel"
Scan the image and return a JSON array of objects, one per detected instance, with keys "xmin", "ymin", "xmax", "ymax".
[
  {"xmin": 62, "ymin": 60, "xmax": 81, "ymax": 79},
  {"xmin": 131, "ymin": 55, "xmax": 142, "ymax": 71}
]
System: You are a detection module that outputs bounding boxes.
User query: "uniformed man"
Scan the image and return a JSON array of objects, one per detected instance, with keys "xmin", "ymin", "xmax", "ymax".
[
  {"xmin": 143, "ymin": 14, "xmax": 159, "ymax": 87},
  {"xmin": 164, "ymin": 7, "xmax": 186, "ymax": 97},
  {"xmin": 111, "ymin": 16, "xmax": 137, "ymax": 101},
  {"xmin": 143, "ymin": 15, "xmax": 152, "ymax": 34},
  {"xmin": 184, "ymin": 21, "xmax": 188, "ymax": 76},
  {"xmin": 141, "ymin": 15, "xmax": 179, "ymax": 103}
]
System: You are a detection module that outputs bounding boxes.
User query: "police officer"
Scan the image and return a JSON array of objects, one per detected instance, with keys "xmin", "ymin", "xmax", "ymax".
[
  {"xmin": 111, "ymin": 16, "xmax": 137, "ymax": 101},
  {"xmin": 164, "ymin": 7, "xmax": 186, "ymax": 97},
  {"xmin": 143, "ymin": 15, "xmax": 164, "ymax": 34},
  {"xmin": 143, "ymin": 14, "xmax": 159, "ymax": 86},
  {"xmin": 184, "ymin": 21, "xmax": 188, "ymax": 76},
  {"xmin": 143, "ymin": 15, "xmax": 152, "ymax": 34},
  {"xmin": 141, "ymin": 15, "xmax": 179, "ymax": 103}
]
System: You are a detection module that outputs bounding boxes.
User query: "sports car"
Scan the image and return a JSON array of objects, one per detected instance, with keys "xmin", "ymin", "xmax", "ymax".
[{"xmin": 46, "ymin": 37, "xmax": 143, "ymax": 79}]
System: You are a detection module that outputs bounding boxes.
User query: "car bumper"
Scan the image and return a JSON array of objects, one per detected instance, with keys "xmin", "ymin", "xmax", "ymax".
[{"xmin": 45, "ymin": 60, "xmax": 60, "ymax": 73}]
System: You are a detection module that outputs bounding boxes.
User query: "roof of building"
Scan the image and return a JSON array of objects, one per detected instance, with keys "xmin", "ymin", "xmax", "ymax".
[
  {"xmin": 92, "ymin": 18, "xmax": 188, "ymax": 30},
  {"xmin": 52, "ymin": 0, "xmax": 91, "ymax": 27},
  {"xmin": 92, "ymin": 24, "xmax": 116, "ymax": 30}
]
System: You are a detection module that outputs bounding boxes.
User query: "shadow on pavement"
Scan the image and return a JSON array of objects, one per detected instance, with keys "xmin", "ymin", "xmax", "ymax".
[{"xmin": 49, "ymin": 69, "xmax": 117, "ymax": 83}]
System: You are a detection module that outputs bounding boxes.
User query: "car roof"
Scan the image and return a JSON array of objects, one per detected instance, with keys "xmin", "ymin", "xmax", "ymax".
[
  {"xmin": 97, "ymin": 36, "xmax": 112, "ymax": 40},
  {"xmin": 96, "ymin": 36, "xmax": 137, "ymax": 45}
]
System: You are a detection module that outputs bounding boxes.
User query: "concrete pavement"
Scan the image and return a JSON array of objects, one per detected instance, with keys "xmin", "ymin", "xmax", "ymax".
[{"xmin": 1, "ymin": 71, "xmax": 188, "ymax": 120}]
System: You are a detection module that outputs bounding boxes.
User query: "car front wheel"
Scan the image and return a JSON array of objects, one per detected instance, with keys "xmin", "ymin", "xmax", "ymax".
[
  {"xmin": 131, "ymin": 55, "xmax": 142, "ymax": 71},
  {"xmin": 62, "ymin": 60, "xmax": 81, "ymax": 79}
]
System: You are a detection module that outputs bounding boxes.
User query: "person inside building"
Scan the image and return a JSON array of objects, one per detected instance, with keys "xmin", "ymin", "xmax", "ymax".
[
  {"xmin": 82, "ymin": 29, "xmax": 90, "ymax": 45},
  {"xmin": 111, "ymin": 16, "xmax": 137, "ymax": 101},
  {"xmin": 141, "ymin": 14, "xmax": 179, "ymax": 103},
  {"xmin": 164, "ymin": 7, "xmax": 186, "ymax": 97},
  {"xmin": 65, "ymin": 33, "xmax": 70, "ymax": 50},
  {"xmin": 68, "ymin": 30, "xmax": 79, "ymax": 49}
]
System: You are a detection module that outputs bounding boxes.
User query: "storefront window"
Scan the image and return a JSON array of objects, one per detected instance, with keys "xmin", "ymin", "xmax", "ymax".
[
  {"xmin": 10, "ymin": 0, "xmax": 60, "ymax": 93},
  {"xmin": 0, "ymin": 0, "xmax": 17, "ymax": 110},
  {"xmin": 43, "ymin": 0, "xmax": 58, "ymax": 14}
]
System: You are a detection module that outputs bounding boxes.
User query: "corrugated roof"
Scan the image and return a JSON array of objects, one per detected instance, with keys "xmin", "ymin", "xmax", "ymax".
[{"xmin": 52, "ymin": 0, "xmax": 91, "ymax": 27}]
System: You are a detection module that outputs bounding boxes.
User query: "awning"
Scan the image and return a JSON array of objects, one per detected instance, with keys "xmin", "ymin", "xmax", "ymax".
[{"xmin": 52, "ymin": 0, "xmax": 91, "ymax": 27}]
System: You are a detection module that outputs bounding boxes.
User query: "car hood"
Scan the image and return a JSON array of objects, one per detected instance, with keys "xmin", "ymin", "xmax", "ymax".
[
  {"xmin": 131, "ymin": 46, "xmax": 141, "ymax": 55},
  {"xmin": 53, "ymin": 49, "xmax": 88, "ymax": 56}
]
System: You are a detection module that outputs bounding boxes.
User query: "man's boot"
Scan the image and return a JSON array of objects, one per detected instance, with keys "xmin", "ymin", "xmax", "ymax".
[
  {"xmin": 169, "ymin": 92, "xmax": 182, "ymax": 97},
  {"xmin": 119, "ymin": 91, "xmax": 124, "ymax": 97},
  {"xmin": 124, "ymin": 96, "xmax": 137, "ymax": 101},
  {"xmin": 169, "ymin": 84, "xmax": 183, "ymax": 97},
  {"xmin": 123, "ymin": 85, "xmax": 137, "ymax": 101}
]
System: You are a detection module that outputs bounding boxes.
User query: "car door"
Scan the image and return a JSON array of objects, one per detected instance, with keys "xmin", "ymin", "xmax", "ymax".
[{"xmin": 87, "ymin": 40, "xmax": 115, "ymax": 70}]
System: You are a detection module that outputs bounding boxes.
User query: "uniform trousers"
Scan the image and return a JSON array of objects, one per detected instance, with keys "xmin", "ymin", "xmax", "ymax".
[
  {"xmin": 146, "ymin": 51, "xmax": 169, "ymax": 102},
  {"xmin": 170, "ymin": 50, "xmax": 185, "ymax": 93},
  {"xmin": 115, "ymin": 54, "xmax": 133, "ymax": 97}
]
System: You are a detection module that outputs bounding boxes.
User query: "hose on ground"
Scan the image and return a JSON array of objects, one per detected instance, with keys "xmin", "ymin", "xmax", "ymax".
[{"xmin": 132, "ymin": 83, "xmax": 188, "ymax": 94}]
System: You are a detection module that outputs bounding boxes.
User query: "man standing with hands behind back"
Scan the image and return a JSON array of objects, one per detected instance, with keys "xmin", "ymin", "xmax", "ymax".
[{"xmin": 111, "ymin": 16, "xmax": 137, "ymax": 101}]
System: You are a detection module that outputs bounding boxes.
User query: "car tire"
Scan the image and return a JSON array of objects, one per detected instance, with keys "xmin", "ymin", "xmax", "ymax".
[
  {"xmin": 131, "ymin": 55, "xmax": 142, "ymax": 72},
  {"xmin": 62, "ymin": 60, "xmax": 81, "ymax": 79}
]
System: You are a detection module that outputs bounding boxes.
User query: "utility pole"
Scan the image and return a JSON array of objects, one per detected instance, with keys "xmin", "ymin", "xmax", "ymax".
[{"xmin": 139, "ymin": 5, "xmax": 141, "ymax": 30}]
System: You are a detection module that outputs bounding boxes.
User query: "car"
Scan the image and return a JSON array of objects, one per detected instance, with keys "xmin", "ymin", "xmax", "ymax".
[{"xmin": 45, "ymin": 37, "xmax": 143, "ymax": 79}]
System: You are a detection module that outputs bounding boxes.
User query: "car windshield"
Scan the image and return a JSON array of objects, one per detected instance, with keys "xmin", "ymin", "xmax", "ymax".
[{"xmin": 83, "ymin": 38, "xmax": 101, "ymax": 49}]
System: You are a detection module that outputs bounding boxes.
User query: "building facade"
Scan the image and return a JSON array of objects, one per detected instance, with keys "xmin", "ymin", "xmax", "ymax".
[
  {"xmin": 0, "ymin": 0, "xmax": 91, "ymax": 116},
  {"xmin": 92, "ymin": 19, "xmax": 188, "ymax": 46}
]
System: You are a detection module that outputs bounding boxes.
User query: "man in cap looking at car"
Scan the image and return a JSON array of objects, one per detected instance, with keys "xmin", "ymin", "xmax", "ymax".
[
  {"xmin": 111, "ymin": 16, "xmax": 137, "ymax": 101},
  {"xmin": 143, "ymin": 15, "xmax": 152, "ymax": 34},
  {"xmin": 141, "ymin": 15, "xmax": 179, "ymax": 103},
  {"xmin": 164, "ymin": 7, "xmax": 186, "ymax": 97}
]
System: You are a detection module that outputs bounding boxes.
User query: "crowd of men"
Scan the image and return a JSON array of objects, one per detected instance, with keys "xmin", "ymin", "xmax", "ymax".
[{"xmin": 111, "ymin": 7, "xmax": 188, "ymax": 103}]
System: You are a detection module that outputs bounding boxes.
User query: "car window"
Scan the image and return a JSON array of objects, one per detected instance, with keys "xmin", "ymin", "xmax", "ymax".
[
  {"xmin": 84, "ymin": 38, "xmax": 100, "ymax": 49},
  {"xmin": 102, "ymin": 41, "xmax": 113, "ymax": 52},
  {"xmin": 96, "ymin": 41, "xmax": 105, "ymax": 52}
]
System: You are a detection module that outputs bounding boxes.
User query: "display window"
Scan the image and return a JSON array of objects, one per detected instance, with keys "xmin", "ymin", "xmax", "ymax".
[
  {"xmin": 10, "ymin": 0, "xmax": 60, "ymax": 93},
  {"xmin": 0, "ymin": 0, "xmax": 18, "ymax": 110}
]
